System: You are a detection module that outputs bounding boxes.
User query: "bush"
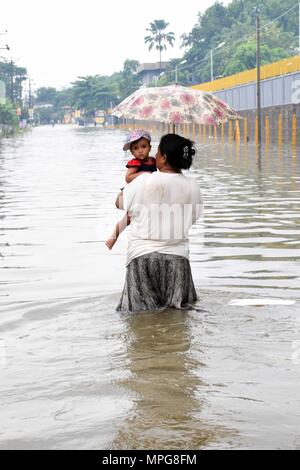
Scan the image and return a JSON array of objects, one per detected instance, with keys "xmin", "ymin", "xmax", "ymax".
[{"xmin": 0, "ymin": 100, "xmax": 19, "ymax": 126}]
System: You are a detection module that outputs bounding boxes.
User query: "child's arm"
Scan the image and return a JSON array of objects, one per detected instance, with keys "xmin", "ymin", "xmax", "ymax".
[
  {"xmin": 126, "ymin": 168, "xmax": 150, "ymax": 183},
  {"xmin": 105, "ymin": 213, "xmax": 131, "ymax": 250},
  {"xmin": 125, "ymin": 167, "xmax": 140, "ymax": 184}
]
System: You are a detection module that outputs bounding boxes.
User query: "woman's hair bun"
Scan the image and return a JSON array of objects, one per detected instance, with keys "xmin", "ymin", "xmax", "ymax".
[
  {"xmin": 159, "ymin": 134, "xmax": 196, "ymax": 170},
  {"xmin": 182, "ymin": 145, "xmax": 195, "ymax": 160}
]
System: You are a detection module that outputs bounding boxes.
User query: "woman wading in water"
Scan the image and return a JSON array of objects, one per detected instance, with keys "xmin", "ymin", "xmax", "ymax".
[{"xmin": 115, "ymin": 133, "xmax": 203, "ymax": 312}]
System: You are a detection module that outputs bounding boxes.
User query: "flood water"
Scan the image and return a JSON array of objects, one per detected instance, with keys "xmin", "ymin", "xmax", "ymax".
[{"xmin": 0, "ymin": 125, "xmax": 299, "ymax": 449}]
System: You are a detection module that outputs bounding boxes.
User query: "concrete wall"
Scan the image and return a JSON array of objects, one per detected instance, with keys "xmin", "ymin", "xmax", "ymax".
[
  {"xmin": 236, "ymin": 104, "xmax": 300, "ymax": 144},
  {"xmin": 214, "ymin": 71, "xmax": 300, "ymax": 111},
  {"xmin": 118, "ymin": 104, "xmax": 300, "ymax": 146}
]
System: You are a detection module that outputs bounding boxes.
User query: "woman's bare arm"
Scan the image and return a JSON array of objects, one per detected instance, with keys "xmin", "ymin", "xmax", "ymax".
[{"xmin": 115, "ymin": 191, "xmax": 124, "ymax": 210}]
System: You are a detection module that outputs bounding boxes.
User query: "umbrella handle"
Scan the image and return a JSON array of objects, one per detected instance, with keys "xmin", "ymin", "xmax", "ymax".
[{"xmin": 172, "ymin": 124, "xmax": 176, "ymax": 134}]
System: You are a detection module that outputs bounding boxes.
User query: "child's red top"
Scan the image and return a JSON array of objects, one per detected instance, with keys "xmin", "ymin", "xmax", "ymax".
[{"xmin": 126, "ymin": 157, "xmax": 157, "ymax": 172}]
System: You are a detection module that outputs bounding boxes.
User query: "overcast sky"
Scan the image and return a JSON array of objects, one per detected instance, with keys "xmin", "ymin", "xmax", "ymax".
[{"xmin": 1, "ymin": 0, "xmax": 230, "ymax": 90}]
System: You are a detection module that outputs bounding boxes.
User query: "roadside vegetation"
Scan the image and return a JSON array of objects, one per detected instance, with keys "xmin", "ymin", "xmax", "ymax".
[{"xmin": 1, "ymin": 0, "xmax": 298, "ymax": 126}]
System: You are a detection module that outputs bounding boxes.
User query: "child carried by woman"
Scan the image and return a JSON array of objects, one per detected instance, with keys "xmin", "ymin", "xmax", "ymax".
[{"xmin": 105, "ymin": 129, "xmax": 156, "ymax": 250}]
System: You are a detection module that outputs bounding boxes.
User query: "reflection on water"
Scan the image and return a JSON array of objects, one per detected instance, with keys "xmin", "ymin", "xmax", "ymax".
[
  {"xmin": 1, "ymin": 125, "xmax": 299, "ymax": 303},
  {"xmin": 190, "ymin": 140, "xmax": 300, "ymax": 299},
  {"xmin": 111, "ymin": 309, "xmax": 232, "ymax": 450},
  {"xmin": 0, "ymin": 126, "xmax": 300, "ymax": 449}
]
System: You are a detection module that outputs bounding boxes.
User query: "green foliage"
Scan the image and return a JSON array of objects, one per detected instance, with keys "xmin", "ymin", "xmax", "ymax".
[
  {"xmin": 223, "ymin": 40, "xmax": 287, "ymax": 75},
  {"xmin": 144, "ymin": 19, "xmax": 175, "ymax": 66},
  {"xmin": 34, "ymin": 58, "xmax": 141, "ymax": 119},
  {"xmin": 35, "ymin": 87, "xmax": 58, "ymax": 104},
  {"xmin": 54, "ymin": 88, "xmax": 73, "ymax": 109},
  {"xmin": 119, "ymin": 59, "xmax": 141, "ymax": 99},
  {"xmin": 0, "ymin": 100, "xmax": 19, "ymax": 126},
  {"xmin": 69, "ymin": 75, "xmax": 119, "ymax": 115},
  {"xmin": 35, "ymin": 106, "xmax": 55, "ymax": 124},
  {"xmin": 34, "ymin": 0, "xmax": 299, "ymax": 115},
  {"xmin": 176, "ymin": 0, "xmax": 298, "ymax": 85},
  {"xmin": 0, "ymin": 61, "xmax": 27, "ymax": 104}
]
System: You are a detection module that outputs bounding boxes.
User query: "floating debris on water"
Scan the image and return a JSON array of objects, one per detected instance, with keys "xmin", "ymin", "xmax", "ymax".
[{"xmin": 229, "ymin": 298, "xmax": 296, "ymax": 306}]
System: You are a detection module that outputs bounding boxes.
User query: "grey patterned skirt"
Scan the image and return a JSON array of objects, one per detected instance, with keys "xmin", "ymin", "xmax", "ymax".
[{"xmin": 116, "ymin": 251, "xmax": 197, "ymax": 312}]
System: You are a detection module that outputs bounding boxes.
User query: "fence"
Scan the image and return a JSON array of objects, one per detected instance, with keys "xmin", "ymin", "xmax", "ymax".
[
  {"xmin": 114, "ymin": 109, "xmax": 299, "ymax": 147},
  {"xmin": 192, "ymin": 55, "xmax": 300, "ymax": 94},
  {"xmin": 213, "ymin": 71, "xmax": 300, "ymax": 110}
]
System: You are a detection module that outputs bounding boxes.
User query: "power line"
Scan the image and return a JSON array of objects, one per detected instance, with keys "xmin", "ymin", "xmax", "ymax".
[{"xmin": 259, "ymin": 2, "xmax": 299, "ymax": 32}]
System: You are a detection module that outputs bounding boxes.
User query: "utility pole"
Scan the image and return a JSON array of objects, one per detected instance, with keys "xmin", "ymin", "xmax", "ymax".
[
  {"xmin": 255, "ymin": 5, "xmax": 262, "ymax": 146},
  {"xmin": 9, "ymin": 60, "xmax": 14, "ymax": 103},
  {"xmin": 174, "ymin": 60, "xmax": 186, "ymax": 85},
  {"xmin": 210, "ymin": 42, "xmax": 226, "ymax": 82},
  {"xmin": 29, "ymin": 78, "xmax": 32, "ymax": 108}
]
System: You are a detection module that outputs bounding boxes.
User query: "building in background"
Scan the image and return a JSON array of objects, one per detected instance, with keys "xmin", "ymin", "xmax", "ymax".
[{"xmin": 137, "ymin": 62, "xmax": 169, "ymax": 86}]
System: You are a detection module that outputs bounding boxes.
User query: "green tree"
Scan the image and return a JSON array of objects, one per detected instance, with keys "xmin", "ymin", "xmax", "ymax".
[
  {"xmin": 144, "ymin": 19, "xmax": 175, "ymax": 70},
  {"xmin": 0, "ymin": 60, "xmax": 27, "ymax": 104},
  {"xmin": 54, "ymin": 88, "xmax": 73, "ymax": 111},
  {"xmin": 35, "ymin": 106, "xmax": 55, "ymax": 125},
  {"xmin": 224, "ymin": 40, "xmax": 287, "ymax": 75},
  {"xmin": 70, "ymin": 75, "xmax": 119, "ymax": 116},
  {"xmin": 33, "ymin": 58, "xmax": 141, "ymax": 122},
  {"xmin": 0, "ymin": 100, "xmax": 19, "ymax": 126},
  {"xmin": 36, "ymin": 87, "xmax": 58, "ymax": 104},
  {"xmin": 118, "ymin": 59, "xmax": 140, "ymax": 99},
  {"xmin": 177, "ymin": 0, "xmax": 298, "ymax": 85}
]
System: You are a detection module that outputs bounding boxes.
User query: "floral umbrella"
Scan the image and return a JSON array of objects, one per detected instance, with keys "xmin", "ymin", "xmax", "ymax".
[{"xmin": 112, "ymin": 84, "xmax": 241, "ymax": 127}]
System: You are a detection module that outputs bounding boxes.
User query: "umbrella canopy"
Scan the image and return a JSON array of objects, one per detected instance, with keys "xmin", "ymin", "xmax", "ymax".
[{"xmin": 112, "ymin": 84, "xmax": 241, "ymax": 126}]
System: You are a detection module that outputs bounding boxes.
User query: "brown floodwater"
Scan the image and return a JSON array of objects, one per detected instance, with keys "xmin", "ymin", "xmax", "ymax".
[{"xmin": 0, "ymin": 125, "xmax": 299, "ymax": 449}]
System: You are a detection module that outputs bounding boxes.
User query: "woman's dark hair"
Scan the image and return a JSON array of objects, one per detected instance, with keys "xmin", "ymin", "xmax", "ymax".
[{"xmin": 159, "ymin": 134, "xmax": 196, "ymax": 170}]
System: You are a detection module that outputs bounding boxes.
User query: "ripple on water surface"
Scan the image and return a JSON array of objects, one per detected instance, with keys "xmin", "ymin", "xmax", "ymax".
[{"xmin": 0, "ymin": 126, "xmax": 300, "ymax": 449}]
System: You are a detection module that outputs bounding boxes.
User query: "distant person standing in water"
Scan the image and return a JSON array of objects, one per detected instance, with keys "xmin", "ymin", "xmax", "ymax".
[{"xmin": 115, "ymin": 133, "xmax": 203, "ymax": 312}]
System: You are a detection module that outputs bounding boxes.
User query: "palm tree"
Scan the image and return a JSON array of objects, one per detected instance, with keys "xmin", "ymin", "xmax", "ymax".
[{"xmin": 144, "ymin": 20, "xmax": 175, "ymax": 72}]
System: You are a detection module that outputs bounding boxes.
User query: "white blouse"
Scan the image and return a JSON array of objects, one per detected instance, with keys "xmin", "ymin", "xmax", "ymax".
[{"xmin": 123, "ymin": 171, "xmax": 203, "ymax": 266}]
